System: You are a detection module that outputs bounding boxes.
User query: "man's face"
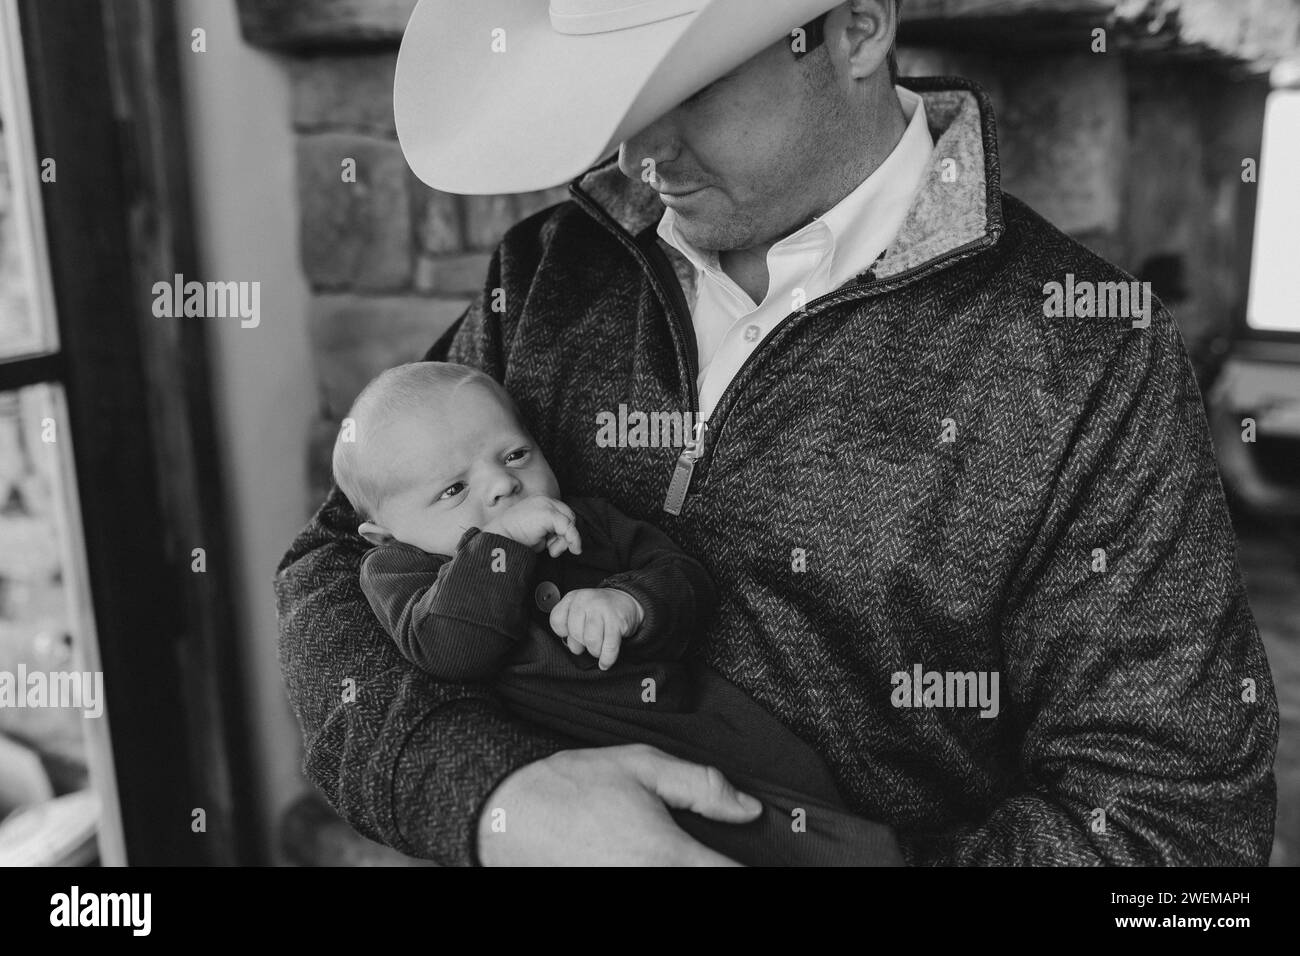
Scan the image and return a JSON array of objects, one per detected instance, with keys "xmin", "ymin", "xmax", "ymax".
[{"xmin": 617, "ymin": 35, "xmax": 839, "ymax": 253}]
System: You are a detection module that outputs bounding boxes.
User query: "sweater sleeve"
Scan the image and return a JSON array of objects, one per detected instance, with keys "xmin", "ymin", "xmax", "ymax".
[
  {"xmin": 898, "ymin": 306, "xmax": 1279, "ymax": 866},
  {"xmin": 360, "ymin": 529, "xmax": 539, "ymax": 680},
  {"xmin": 582, "ymin": 499, "xmax": 719, "ymax": 661},
  {"xmin": 274, "ymin": 244, "xmax": 571, "ymax": 867}
]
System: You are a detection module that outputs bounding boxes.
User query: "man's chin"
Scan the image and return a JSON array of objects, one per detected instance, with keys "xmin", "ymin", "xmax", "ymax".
[{"xmin": 668, "ymin": 212, "xmax": 742, "ymax": 255}]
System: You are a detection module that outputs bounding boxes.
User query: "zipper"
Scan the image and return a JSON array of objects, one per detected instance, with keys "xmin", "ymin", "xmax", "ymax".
[
  {"xmin": 662, "ymin": 418, "xmax": 707, "ymax": 516},
  {"xmin": 687, "ymin": 236, "xmax": 993, "ymax": 495},
  {"xmin": 569, "ymin": 181, "xmax": 995, "ymax": 516}
]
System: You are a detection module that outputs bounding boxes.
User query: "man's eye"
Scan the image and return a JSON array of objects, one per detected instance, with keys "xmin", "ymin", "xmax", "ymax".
[{"xmin": 438, "ymin": 482, "xmax": 465, "ymax": 501}]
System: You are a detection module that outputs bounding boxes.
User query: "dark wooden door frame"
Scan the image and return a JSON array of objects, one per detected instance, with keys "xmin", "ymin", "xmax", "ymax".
[{"xmin": 15, "ymin": 0, "xmax": 259, "ymax": 864}]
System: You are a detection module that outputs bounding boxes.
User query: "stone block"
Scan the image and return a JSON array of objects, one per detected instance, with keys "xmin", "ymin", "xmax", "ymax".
[
  {"xmin": 413, "ymin": 253, "xmax": 492, "ymax": 296},
  {"xmin": 290, "ymin": 53, "xmax": 398, "ymax": 136},
  {"xmin": 1156, "ymin": 0, "xmax": 1300, "ymax": 69},
  {"xmin": 298, "ymin": 133, "xmax": 412, "ymax": 292},
  {"xmin": 994, "ymin": 53, "xmax": 1125, "ymax": 235},
  {"xmin": 308, "ymin": 415, "xmax": 341, "ymax": 503},
  {"xmin": 309, "ymin": 293, "xmax": 469, "ymax": 417},
  {"xmin": 898, "ymin": 46, "xmax": 1005, "ymax": 100},
  {"xmin": 463, "ymin": 195, "xmax": 521, "ymax": 251},
  {"xmin": 412, "ymin": 184, "xmax": 464, "ymax": 255},
  {"xmin": 902, "ymin": 0, "xmax": 1300, "ymax": 69},
  {"xmin": 235, "ymin": 0, "xmax": 416, "ymax": 52},
  {"xmin": 1121, "ymin": 64, "xmax": 1268, "ymax": 374}
]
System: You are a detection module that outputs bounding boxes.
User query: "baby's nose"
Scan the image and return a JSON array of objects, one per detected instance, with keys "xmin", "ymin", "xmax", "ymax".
[{"xmin": 486, "ymin": 470, "xmax": 521, "ymax": 504}]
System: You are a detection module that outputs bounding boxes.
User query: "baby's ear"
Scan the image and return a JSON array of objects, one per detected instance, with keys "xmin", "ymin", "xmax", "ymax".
[{"xmin": 358, "ymin": 522, "xmax": 395, "ymax": 547}]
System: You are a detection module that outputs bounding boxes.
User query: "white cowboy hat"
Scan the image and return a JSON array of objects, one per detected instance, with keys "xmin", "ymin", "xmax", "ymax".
[{"xmin": 394, "ymin": 0, "xmax": 844, "ymax": 195}]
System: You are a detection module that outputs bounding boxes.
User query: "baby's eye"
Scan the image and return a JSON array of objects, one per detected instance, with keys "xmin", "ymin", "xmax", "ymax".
[
  {"xmin": 437, "ymin": 482, "xmax": 466, "ymax": 501},
  {"xmin": 506, "ymin": 448, "xmax": 531, "ymax": 464}
]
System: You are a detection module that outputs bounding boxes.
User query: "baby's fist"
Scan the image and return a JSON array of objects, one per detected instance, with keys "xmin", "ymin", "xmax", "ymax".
[{"xmin": 549, "ymin": 588, "xmax": 644, "ymax": 670}]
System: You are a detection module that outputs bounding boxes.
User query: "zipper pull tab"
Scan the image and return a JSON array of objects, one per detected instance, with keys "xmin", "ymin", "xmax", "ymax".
[{"xmin": 663, "ymin": 419, "xmax": 707, "ymax": 516}]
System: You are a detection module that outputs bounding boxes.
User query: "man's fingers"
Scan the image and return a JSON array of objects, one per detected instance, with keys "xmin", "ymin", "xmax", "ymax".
[{"xmin": 631, "ymin": 750, "xmax": 762, "ymax": 823}]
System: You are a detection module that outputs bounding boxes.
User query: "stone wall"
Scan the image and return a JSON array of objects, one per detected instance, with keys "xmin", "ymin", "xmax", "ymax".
[
  {"xmin": 899, "ymin": 44, "xmax": 1270, "ymax": 380},
  {"xmin": 289, "ymin": 50, "xmax": 569, "ymax": 498},
  {"xmin": 234, "ymin": 0, "xmax": 1298, "ymax": 498}
]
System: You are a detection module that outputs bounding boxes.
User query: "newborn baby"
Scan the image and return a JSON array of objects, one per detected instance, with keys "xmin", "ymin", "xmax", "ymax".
[{"xmin": 333, "ymin": 360, "xmax": 902, "ymax": 866}]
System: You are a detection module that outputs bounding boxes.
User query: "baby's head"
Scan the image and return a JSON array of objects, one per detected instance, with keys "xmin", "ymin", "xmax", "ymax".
[{"xmin": 332, "ymin": 362, "xmax": 560, "ymax": 554}]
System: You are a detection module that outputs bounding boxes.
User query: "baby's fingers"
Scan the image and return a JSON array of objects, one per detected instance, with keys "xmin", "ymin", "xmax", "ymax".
[
  {"xmin": 583, "ymin": 615, "xmax": 607, "ymax": 662},
  {"xmin": 545, "ymin": 533, "xmax": 569, "ymax": 558},
  {"xmin": 549, "ymin": 594, "xmax": 572, "ymax": 636},
  {"xmin": 597, "ymin": 626, "xmax": 621, "ymax": 671},
  {"xmin": 548, "ymin": 507, "xmax": 581, "ymax": 555},
  {"xmin": 562, "ymin": 604, "xmax": 588, "ymax": 655}
]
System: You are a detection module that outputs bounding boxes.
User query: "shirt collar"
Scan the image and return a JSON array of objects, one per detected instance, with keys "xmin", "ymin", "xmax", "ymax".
[{"xmin": 656, "ymin": 85, "xmax": 934, "ymax": 285}]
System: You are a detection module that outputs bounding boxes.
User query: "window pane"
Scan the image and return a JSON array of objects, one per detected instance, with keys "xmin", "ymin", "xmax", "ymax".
[
  {"xmin": 0, "ymin": 384, "xmax": 124, "ymax": 865},
  {"xmin": 0, "ymin": 1, "xmax": 59, "ymax": 360},
  {"xmin": 1247, "ymin": 88, "xmax": 1300, "ymax": 333}
]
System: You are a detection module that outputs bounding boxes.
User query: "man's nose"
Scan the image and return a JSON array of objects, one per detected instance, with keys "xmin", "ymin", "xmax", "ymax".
[{"xmin": 618, "ymin": 110, "xmax": 681, "ymax": 184}]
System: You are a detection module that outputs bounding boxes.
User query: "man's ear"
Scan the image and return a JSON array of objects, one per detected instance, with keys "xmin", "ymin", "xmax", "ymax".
[
  {"xmin": 836, "ymin": 0, "xmax": 897, "ymax": 81},
  {"xmin": 358, "ymin": 522, "xmax": 395, "ymax": 547}
]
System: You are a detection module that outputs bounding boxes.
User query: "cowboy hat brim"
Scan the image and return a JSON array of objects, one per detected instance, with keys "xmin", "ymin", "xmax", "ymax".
[{"xmin": 394, "ymin": 0, "xmax": 842, "ymax": 195}]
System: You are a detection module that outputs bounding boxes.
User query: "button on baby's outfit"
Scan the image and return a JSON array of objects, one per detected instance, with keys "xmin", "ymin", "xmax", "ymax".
[{"xmin": 534, "ymin": 580, "xmax": 561, "ymax": 613}]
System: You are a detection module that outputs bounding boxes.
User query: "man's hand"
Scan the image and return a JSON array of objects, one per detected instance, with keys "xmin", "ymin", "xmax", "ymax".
[
  {"xmin": 476, "ymin": 745, "xmax": 762, "ymax": 866},
  {"xmin": 481, "ymin": 496, "xmax": 582, "ymax": 557},
  {"xmin": 550, "ymin": 588, "xmax": 644, "ymax": 669}
]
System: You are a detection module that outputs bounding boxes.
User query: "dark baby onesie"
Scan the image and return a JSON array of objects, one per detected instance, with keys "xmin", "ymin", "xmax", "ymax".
[{"xmin": 360, "ymin": 495, "xmax": 901, "ymax": 866}]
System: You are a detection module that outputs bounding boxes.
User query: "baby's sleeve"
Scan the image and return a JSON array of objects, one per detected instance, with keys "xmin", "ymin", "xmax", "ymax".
[
  {"xmin": 360, "ymin": 529, "xmax": 539, "ymax": 680},
  {"xmin": 580, "ymin": 499, "xmax": 718, "ymax": 661}
]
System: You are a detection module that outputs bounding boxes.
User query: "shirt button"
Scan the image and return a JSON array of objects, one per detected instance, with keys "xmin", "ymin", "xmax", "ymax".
[
  {"xmin": 534, "ymin": 580, "xmax": 562, "ymax": 613},
  {"xmin": 744, "ymin": 324, "xmax": 760, "ymax": 342}
]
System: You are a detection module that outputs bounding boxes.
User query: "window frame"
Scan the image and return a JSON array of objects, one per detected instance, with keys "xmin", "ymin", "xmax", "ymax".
[{"xmin": 3, "ymin": 0, "xmax": 257, "ymax": 865}]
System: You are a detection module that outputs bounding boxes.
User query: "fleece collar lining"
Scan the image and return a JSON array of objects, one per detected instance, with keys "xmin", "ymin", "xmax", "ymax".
[{"xmin": 571, "ymin": 79, "xmax": 1003, "ymax": 302}]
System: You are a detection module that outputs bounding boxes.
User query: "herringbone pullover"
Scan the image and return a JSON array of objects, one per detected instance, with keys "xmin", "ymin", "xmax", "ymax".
[{"xmin": 275, "ymin": 77, "xmax": 1278, "ymax": 866}]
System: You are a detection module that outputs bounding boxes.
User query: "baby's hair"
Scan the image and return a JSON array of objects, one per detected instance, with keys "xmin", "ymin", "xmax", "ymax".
[{"xmin": 331, "ymin": 362, "xmax": 521, "ymax": 523}]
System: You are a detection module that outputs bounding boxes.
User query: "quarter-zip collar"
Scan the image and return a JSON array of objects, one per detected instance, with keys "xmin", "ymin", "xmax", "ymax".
[{"xmin": 568, "ymin": 76, "xmax": 1006, "ymax": 298}]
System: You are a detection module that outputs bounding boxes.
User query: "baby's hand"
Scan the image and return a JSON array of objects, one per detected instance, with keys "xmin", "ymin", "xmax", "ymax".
[
  {"xmin": 550, "ymin": 588, "xmax": 645, "ymax": 670},
  {"xmin": 481, "ymin": 496, "xmax": 582, "ymax": 557}
]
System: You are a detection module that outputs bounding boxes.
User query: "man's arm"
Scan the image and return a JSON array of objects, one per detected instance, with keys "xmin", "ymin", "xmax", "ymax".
[
  {"xmin": 276, "ymin": 481, "xmax": 572, "ymax": 865},
  {"xmin": 899, "ymin": 305, "xmax": 1279, "ymax": 865},
  {"xmin": 277, "ymin": 226, "xmax": 757, "ymax": 865}
]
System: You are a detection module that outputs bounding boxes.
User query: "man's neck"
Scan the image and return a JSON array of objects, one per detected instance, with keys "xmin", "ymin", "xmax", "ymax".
[{"xmin": 718, "ymin": 93, "xmax": 910, "ymax": 305}]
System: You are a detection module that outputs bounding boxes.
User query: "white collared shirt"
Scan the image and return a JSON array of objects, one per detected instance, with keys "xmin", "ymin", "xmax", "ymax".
[{"xmin": 657, "ymin": 85, "xmax": 934, "ymax": 421}]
